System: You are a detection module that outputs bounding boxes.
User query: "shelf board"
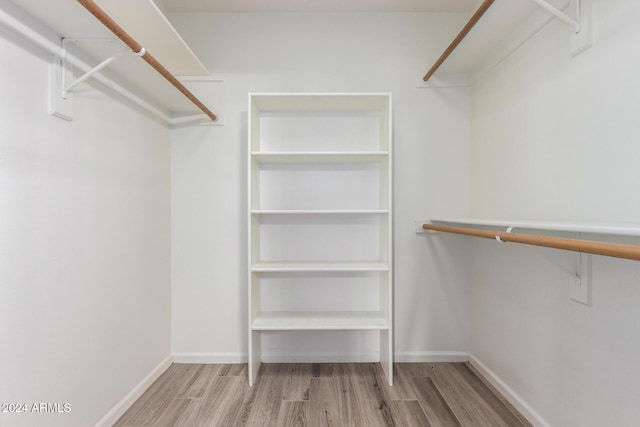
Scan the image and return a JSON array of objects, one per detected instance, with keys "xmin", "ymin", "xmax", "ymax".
[
  {"xmin": 251, "ymin": 261, "xmax": 389, "ymax": 272},
  {"xmin": 250, "ymin": 93, "xmax": 391, "ymax": 114},
  {"xmin": 252, "ymin": 311, "xmax": 389, "ymax": 331},
  {"xmin": 251, "ymin": 151, "xmax": 389, "ymax": 163},
  {"xmin": 430, "ymin": 218, "xmax": 640, "ymax": 237},
  {"xmin": 251, "ymin": 210, "xmax": 389, "ymax": 215}
]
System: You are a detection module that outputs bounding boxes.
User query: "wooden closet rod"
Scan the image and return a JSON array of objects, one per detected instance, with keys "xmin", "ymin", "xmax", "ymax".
[
  {"xmin": 423, "ymin": 0, "xmax": 495, "ymax": 82},
  {"xmin": 76, "ymin": 0, "xmax": 217, "ymax": 121},
  {"xmin": 423, "ymin": 223, "xmax": 640, "ymax": 262}
]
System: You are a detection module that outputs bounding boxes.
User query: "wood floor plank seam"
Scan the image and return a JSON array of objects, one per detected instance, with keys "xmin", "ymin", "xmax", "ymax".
[{"xmin": 410, "ymin": 376, "xmax": 463, "ymax": 427}]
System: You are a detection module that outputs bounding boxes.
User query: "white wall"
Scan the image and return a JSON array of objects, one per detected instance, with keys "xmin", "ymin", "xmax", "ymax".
[
  {"xmin": 0, "ymin": 14, "xmax": 172, "ymax": 427},
  {"xmin": 170, "ymin": 13, "xmax": 472, "ymax": 361},
  {"xmin": 469, "ymin": 0, "xmax": 640, "ymax": 425}
]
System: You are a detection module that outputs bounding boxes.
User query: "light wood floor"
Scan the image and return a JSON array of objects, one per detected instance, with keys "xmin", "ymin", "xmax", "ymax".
[{"xmin": 114, "ymin": 362, "xmax": 531, "ymax": 427}]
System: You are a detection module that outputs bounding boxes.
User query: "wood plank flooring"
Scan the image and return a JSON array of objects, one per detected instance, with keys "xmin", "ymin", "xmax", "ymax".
[{"xmin": 114, "ymin": 362, "xmax": 531, "ymax": 427}]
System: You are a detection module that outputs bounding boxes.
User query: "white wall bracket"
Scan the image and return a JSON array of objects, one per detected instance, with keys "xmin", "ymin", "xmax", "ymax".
[
  {"xmin": 49, "ymin": 55, "xmax": 73, "ymax": 121},
  {"xmin": 569, "ymin": 252, "xmax": 592, "ymax": 306},
  {"xmin": 415, "ymin": 219, "xmax": 430, "ymax": 233},
  {"xmin": 170, "ymin": 113, "xmax": 225, "ymax": 128},
  {"xmin": 50, "ymin": 37, "xmax": 135, "ymax": 121},
  {"xmin": 416, "ymin": 73, "xmax": 469, "ymax": 89},
  {"xmin": 529, "ymin": 0, "xmax": 580, "ymax": 32},
  {"xmin": 569, "ymin": 0, "xmax": 593, "ymax": 57},
  {"xmin": 528, "ymin": 0, "xmax": 593, "ymax": 56},
  {"xmin": 62, "ymin": 47, "xmax": 129, "ymax": 98}
]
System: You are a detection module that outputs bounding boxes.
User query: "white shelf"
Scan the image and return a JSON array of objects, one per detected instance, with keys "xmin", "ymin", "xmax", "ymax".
[
  {"xmin": 252, "ymin": 311, "xmax": 389, "ymax": 331},
  {"xmin": 250, "ymin": 93, "xmax": 392, "ymax": 113},
  {"xmin": 430, "ymin": 218, "xmax": 640, "ymax": 237},
  {"xmin": 251, "ymin": 151, "xmax": 389, "ymax": 163},
  {"xmin": 251, "ymin": 261, "xmax": 389, "ymax": 273},
  {"xmin": 251, "ymin": 210, "xmax": 389, "ymax": 215}
]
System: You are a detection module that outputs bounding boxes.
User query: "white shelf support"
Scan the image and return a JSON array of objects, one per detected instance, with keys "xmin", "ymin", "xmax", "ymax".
[
  {"xmin": 170, "ymin": 113, "xmax": 225, "ymax": 128},
  {"xmin": 62, "ymin": 47, "xmax": 129, "ymax": 98},
  {"xmin": 53, "ymin": 37, "xmax": 136, "ymax": 119},
  {"xmin": 416, "ymin": 73, "xmax": 469, "ymax": 89},
  {"xmin": 569, "ymin": 252, "xmax": 592, "ymax": 305},
  {"xmin": 528, "ymin": 0, "xmax": 580, "ymax": 32},
  {"xmin": 569, "ymin": 0, "xmax": 593, "ymax": 56},
  {"xmin": 527, "ymin": 0, "xmax": 593, "ymax": 56}
]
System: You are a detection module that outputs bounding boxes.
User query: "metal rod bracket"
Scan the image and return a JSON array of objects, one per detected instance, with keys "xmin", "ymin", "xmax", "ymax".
[{"xmin": 495, "ymin": 226, "xmax": 514, "ymax": 243}]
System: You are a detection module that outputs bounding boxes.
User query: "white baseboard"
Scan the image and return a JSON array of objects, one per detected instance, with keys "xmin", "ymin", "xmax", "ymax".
[
  {"xmin": 261, "ymin": 352, "xmax": 379, "ymax": 363},
  {"xmin": 468, "ymin": 354, "xmax": 552, "ymax": 427},
  {"xmin": 172, "ymin": 352, "xmax": 247, "ymax": 364},
  {"xmin": 262, "ymin": 351, "xmax": 468, "ymax": 364},
  {"xmin": 172, "ymin": 352, "xmax": 379, "ymax": 364},
  {"xmin": 94, "ymin": 355, "xmax": 172, "ymax": 427},
  {"xmin": 172, "ymin": 351, "xmax": 470, "ymax": 364},
  {"xmin": 395, "ymin": 351, "xmax": 469, "ymax": 363}
]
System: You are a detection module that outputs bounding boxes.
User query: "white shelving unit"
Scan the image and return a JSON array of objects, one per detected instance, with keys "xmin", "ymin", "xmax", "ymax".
[{"xmin": 248, "ymin": 93, "xmax": 393, "ymax": 386}]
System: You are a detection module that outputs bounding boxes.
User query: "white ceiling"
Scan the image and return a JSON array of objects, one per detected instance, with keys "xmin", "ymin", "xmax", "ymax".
[{"xmin": 157, "ymin": 0, "xmax": 481, "ymax": 14}]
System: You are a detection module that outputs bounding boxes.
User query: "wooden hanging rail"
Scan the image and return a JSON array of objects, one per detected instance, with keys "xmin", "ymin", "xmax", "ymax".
[
  {"xmin": 76, "ymin": 0, "xmax": 217, "ymax": 121},
  {"xmin": 423, "ymin": 0, "xmax": 495, "ymax": 82},
  {"xmin": 423, "ymin": 223, "xmax": 640, "ymax": 262}
]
